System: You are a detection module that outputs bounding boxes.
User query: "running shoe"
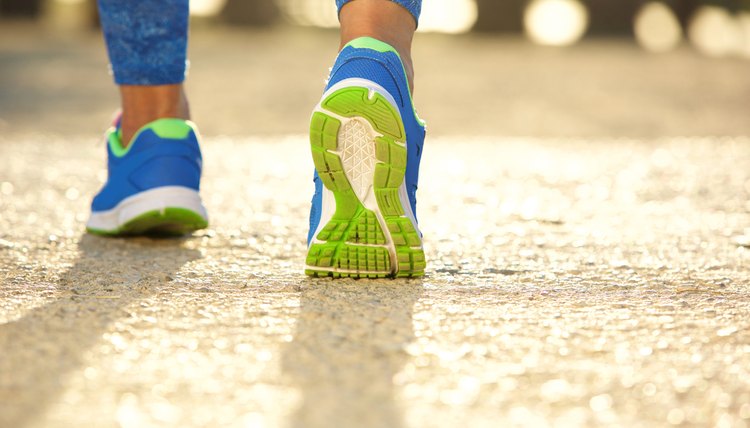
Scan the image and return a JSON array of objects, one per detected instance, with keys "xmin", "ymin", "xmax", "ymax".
[
  {"xmin": 306, "ymin": 37, "xmax": 426, "ymax": 278},
  {"xmin": 87, "ymin": 117, "xmax": 208, "ymax": 236}
]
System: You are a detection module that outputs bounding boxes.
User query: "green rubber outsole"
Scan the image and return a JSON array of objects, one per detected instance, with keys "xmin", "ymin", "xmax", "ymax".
[
  {"xmin": 306, "ymin": 86, "xmax": 425, "ymax": 279},
  {"xmin": 87, "ymin": 207, "xmax": 208, "ymax": 237}
]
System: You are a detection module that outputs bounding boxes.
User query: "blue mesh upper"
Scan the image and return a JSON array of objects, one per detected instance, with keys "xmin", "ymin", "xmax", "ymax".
[{"xmin": 91, "ymin": 128, "xmax": 202, "ymax": 212}]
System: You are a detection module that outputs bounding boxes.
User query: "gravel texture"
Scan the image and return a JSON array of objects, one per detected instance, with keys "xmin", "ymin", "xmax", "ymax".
[
  {"xmin": 2, "ymin": 135, "xmax": 750, "ymax": 427},
  {"xmin": 2, "ymin": 21, "xmax": 750, "ymax": 428}
]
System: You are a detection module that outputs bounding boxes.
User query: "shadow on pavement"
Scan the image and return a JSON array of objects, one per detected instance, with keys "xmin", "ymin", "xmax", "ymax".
[
  {"xmin": 0, "ymin": 234, "xmax": 201, "ymax": 428},
  {"xmin": 283, "ymin": 280, "xmax": 423, "ymax": 428}
]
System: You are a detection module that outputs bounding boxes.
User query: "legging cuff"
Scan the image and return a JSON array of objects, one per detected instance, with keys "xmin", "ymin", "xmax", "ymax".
[{"xmin": 98, "ymin": 0, "xmax": 189, "ymax": 85}]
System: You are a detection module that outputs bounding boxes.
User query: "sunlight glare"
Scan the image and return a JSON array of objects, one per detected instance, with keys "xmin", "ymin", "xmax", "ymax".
[
  {"xmin": 418, "ymin": 0, "xmax": 478, "ymax": 34},
  {"xmin": 190, "ymin": 0, "xmax": 227, "ymax": 17},
  {"xmin": 634, "ymin": 2, "xmax": 682, "ymax": 53},
  {"xmin": 524, "ymin": 0, "xmax": 589, "ymax": 46},
  {"xmin": 688, "ymin": 5, "xmax": 742, "ymax": 57}
]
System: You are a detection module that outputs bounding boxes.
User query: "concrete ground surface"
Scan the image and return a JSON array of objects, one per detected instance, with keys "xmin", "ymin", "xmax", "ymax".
[{"xmin": 2, "ymin": 23, "xmax": 750, "ymax": 428}]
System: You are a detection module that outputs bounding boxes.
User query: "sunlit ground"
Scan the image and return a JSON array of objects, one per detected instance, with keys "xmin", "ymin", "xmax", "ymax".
[{"xmin": 2, "ymin": 132, "xmax": 750, "ymax": 428}]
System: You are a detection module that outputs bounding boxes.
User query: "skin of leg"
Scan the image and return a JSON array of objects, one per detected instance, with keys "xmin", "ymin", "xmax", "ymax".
[
  {"xmin": 119, "ymin": 84, "xmax": 191, "ymax": 147},
  {"xmin": 339, "ymin": 0, "xmax": 417, "ymax": 91},
  {"xmin": 97, "ymin": 0, "xmax": 191, "ymax": 147}
]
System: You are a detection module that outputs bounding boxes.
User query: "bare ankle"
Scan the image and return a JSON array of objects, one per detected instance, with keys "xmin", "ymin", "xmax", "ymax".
[
  {"xmin": 119, "ymin": 84, "xmax": 190, "ymax": 147},
  {"xmin": 339, "ymin": 0, "xmax": 416, "ymax": 91}
]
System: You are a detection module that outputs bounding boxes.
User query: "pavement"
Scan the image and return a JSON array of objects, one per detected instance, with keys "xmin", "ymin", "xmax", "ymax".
[{"xmin": 2, "ymin": 22, "xmax": 750, "ymax": 428}]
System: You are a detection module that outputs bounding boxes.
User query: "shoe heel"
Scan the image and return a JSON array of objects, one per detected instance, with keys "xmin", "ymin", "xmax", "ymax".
[
  {"xmin": 87, "ymin": 186, "xmax": 208, "ymax": 236},
  {"xmin": 306, "ymin": 81, "xmax": 425, "ymax": 278}
]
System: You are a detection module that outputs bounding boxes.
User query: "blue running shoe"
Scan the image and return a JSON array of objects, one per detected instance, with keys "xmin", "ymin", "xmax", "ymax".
[
  {"xmin": 87, "ymin": 118, "xmax": 208, "ymax": 236},
  {"xmin": 306, "ymin": 37, "xmax": 426, "ymax": 278}
]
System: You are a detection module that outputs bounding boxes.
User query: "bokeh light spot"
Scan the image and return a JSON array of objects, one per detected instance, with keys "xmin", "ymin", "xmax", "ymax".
[
  {"xmin": 190, "ymin": 0, "xmax": 227, "ymax": 17},
  {"xmin": 524, "ymin": 0, "xmax": 589, "ymax": 46},
  {"xmin": 634, "ymin": 2, "xmax": 682, "ymax": 53},
  {"xmin": 418, "ymin": 0, "xmax": 478, "ymax": 34},
  {"xmin": 688, "ymin": 6, "xmax": 742, "ymax": 57}
]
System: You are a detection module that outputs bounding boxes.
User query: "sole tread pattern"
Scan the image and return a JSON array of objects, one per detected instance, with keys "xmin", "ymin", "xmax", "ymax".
[
  {"xmin": 87, "ymin": 207, "xmax": 207, "ymax": 237},
  {"xmin": 307, "ymin": 86, "xmax": 424, "ymax": 279}
]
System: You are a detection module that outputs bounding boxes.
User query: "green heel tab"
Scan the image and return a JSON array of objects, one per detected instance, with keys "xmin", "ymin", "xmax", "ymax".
[
  {"xmin": 108, "ymin": 119, "xmax": 196, "ymax": 158},
  {"xmin": 146, "ymin": 118, "xmax": 195, "ymax": 139},
  {"xmin": 344, "ymin": 37, "xmax": 400, "ymax": 56},
  {"xmin": 108, "ymin": 128, "xmax": 128, "ymax": 158}
]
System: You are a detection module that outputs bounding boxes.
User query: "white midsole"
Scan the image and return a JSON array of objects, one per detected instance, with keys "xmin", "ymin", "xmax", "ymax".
[
  {"xmin": 307, "ymin": 78, "xmax": 422, "ymax": 272},
  {"xmin": 87, "ymin": 186, "xmax": 207, "ymax": 231}
]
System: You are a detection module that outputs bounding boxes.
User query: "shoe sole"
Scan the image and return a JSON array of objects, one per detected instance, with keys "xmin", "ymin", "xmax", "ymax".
[
  {"xmin": 87, "ymin": 186, "xmax": 208, "ymax": 237},
  {"xmin": 306, "ymin": 80, "xmax": 425, "ymax": 278}
]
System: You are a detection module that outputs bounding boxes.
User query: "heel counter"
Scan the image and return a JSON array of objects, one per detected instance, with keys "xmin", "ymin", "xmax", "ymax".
[
  {"xmin": 329, "ymin": 55, "xmax": 407, "ymax": 107},
  {"xmin": 129, "ymin": 147, "xmax": 202, "ymax": 192}
]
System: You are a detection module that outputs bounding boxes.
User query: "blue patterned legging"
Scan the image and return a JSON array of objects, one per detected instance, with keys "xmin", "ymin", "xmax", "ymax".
[{"xmin": 97, "ymin": 0, "xmax": 421, "ymax": 85}]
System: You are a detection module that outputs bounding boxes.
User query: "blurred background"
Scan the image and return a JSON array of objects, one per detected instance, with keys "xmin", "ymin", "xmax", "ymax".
[{"xmin": 1, "ymin": 0, "xmax": 749, "ymax": 137}]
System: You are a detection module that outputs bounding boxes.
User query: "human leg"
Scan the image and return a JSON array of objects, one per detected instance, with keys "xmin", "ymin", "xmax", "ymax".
[
  {"xmin": 88, "ymin": 0, "xmax": 207, "ymax": 236},
  {"xmin": 338, "ymin": 0, "xmax": 418, "ymax": 90},
  {"xmin": 305, "ymin": 0, "xmax": 426, "ymax": 277},
  {"xmin": 118, "ymin": 85, "xmax": 190, "ymax": 148},
  {"xmin": 98, "ymin": 0, "xmax": 191, "ymax": 146}
]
